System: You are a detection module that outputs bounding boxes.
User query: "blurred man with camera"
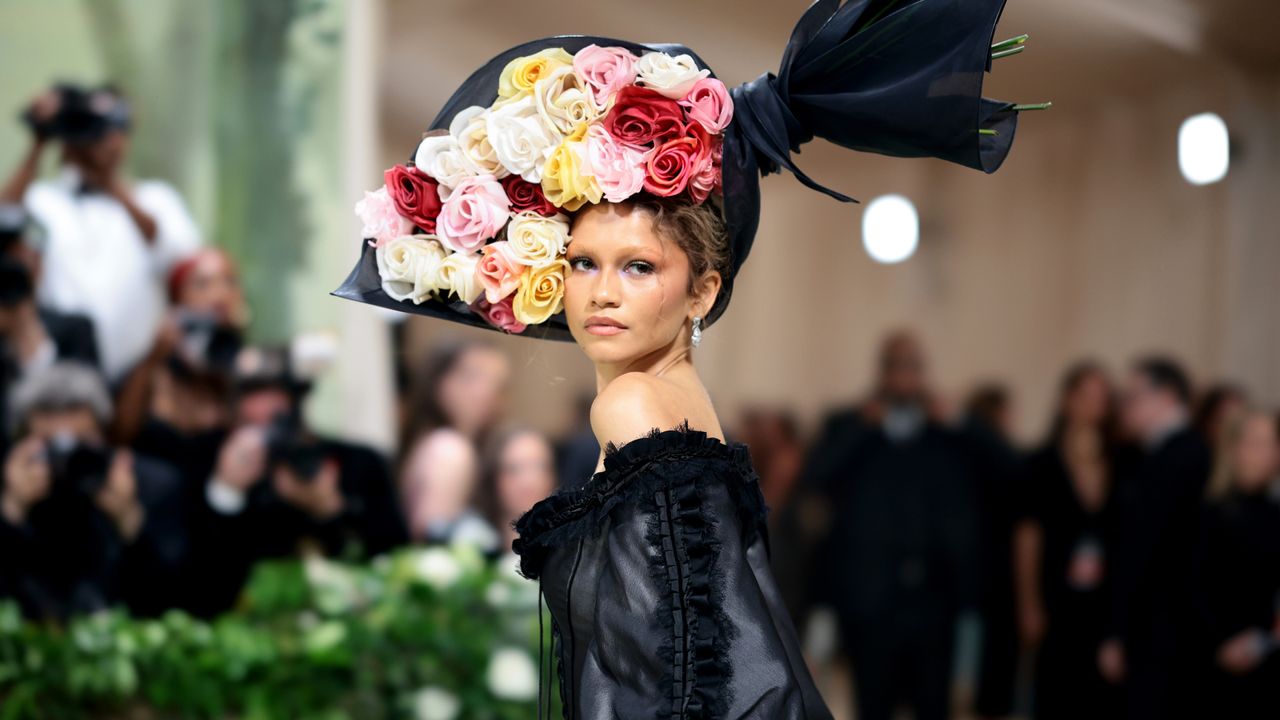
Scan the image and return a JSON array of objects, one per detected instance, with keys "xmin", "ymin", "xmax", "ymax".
[
  {"xmin": 0, "ymin": 362, "xmax": 187, "ymax": 621},
  {"xmin": 1, "ymin": 83, "xmax": 200, "ymax": 383},
  {"xmin": 182, "ymin": 345, "xmax": 407, "ymax": 617}
]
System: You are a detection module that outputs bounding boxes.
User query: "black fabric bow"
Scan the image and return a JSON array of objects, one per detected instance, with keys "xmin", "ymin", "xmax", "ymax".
[{"xmin": 334, "ymin": 0, "xmax": 1024, "ymax": 340}]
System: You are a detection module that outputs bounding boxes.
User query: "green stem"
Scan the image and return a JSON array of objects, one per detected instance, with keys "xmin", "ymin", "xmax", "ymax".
[
  {"xmin": 991, "ymin": 33, "xmax": 1029, "ymax": 52},
  {"xmin": 1013, "ymin": 102, "xmax": 1053, "ymax": 111},
  {"xmin": 991, "ymin": 46, "xmax": 1025, "ymax": 60},
  {"xmin": 979, "ymin": 128, "xmax": 999, "ymax": 136}
]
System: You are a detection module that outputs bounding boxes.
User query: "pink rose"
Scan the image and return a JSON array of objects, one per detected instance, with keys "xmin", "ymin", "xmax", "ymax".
[
  {"xmin": 688, "ymin": 135, "xmax": 722, "ymax": 204},
  {"xmin": 643, "ymin": 122, "xmax": 712, "ymax": 198},
  {"xmin": 678, "ymin": 78, "xmax": 734, "ymax": 134},
  {"xmin": 572, "ymin": 45, "xmax": 638, "ymax": 107},
  {"xmin": 475, "ymin": 240, "xmax": 524, "ymax": 304},
  {"xmin": 435, "ymin": 174, "xmax": 511, "ymax": 253},
  {"xmin": 583, "ymin": 124, "xmax": 650, "ymax": 202},
  {"xmin": 354, "ymin": 187, "xmax": 415, "ymax": 248},
  {"xmin": 471, "ymin": 294, "xmax": 527, "ymax": 334}
]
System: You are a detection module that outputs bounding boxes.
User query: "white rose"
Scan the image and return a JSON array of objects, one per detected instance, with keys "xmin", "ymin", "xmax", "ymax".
[
  {"xmin": 414, "ymin": 134, "xmax": 474, "ymax": 199},
  {"xmin": 449, "ymin": 105, "xmax": 510, "ymax": 179},
  {"xmin": 635, "ymin": 51, "xmax": 710, "ymax": 99},
  {"xmin": 413, "ymin": 547, "xmax": 462, "ymax": 590},
  {"xmin": 485, "ymin": 94, "xmax": 562, "ymax": 183},
  {"xmin": 486, "ymin": 647, "xmax": 539, "ymax": 701},
  {"xmin": 505, "ymin": 211, "xmax": 570, "ymax": 268},
  {"xmin": 533, "ymin": 65, "xmax": 605, "ymax": 136},
  {"xmin": 376, "ymin": 235, "xmax": 447, "ymax": 304},
  {"xmin": 412, "ymin": 686, "xmax": 461, "ymax": 720},
  {"xmin": 437, "ymin": 249, "xmax": 483, "ymax": 304}
]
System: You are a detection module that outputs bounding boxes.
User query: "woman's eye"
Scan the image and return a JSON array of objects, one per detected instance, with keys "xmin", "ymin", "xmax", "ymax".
[
  {"xmin": 626, "ymin": 261, "xmax": 654, "ymax": 275},
  {"xmin": 568, "ymin": 257, "xmax": 593, "ymax": 271}
]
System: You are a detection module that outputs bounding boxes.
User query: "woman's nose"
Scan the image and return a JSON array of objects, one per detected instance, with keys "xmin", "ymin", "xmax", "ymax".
[{"xmin": 591, "ymin": 268, "xmax": 619, "ymax": 307}]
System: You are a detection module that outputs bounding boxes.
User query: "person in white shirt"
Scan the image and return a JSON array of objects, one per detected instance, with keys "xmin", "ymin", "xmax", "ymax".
[{"xmin": 1, "ymin": 84, "xmax": 201, "ymax": 383}]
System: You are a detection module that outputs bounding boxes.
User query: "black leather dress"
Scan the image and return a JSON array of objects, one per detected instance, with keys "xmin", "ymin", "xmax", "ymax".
[{"xmin": 513, "ymin": 421, "xmax": 834, "ymax": 719}]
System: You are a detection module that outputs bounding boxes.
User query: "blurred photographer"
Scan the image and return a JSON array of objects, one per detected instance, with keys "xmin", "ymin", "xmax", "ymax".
[
  {"xmin": 112, "ymin": 247, "xmax": 246, "ymax": 454},
  {"xmin": 1, "ymin": 83, "xmax": 200, "ymax": 382},
  {"xmin": 0, "ymin": 362, "xmax": 186, "ymax": 621},
  {"xmin": 184, "ymin": 345, "xmax": 407, "ymax": 617}
]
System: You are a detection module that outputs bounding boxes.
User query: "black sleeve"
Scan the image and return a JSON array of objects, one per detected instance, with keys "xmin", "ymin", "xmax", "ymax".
[{"xmin": 117, "ymin": 456, "xmax": 190, "ymax": 617}]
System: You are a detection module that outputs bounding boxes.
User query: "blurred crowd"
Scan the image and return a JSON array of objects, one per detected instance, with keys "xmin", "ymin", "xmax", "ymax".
[{"xmin": 1, "ymin": 84, "xmax": 1277, "ymax": 720}]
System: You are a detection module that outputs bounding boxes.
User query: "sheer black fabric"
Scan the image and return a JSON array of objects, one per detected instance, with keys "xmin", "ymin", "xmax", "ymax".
[
  {"xmin": 334, "ymin": 0, "xmax": 1025, "ymax": 335},
  {"xmin": 512, "ymin": 422, "xmax": 833, "ymax": 719}
]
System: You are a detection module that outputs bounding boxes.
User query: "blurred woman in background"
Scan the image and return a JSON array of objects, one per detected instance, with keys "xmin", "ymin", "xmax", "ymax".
[
  {"xmin": 1195, "ymin": 409, "xmax": 1280, "ymax": 719},
  {"xmin": 481, "ymin": 427, "xmax": 557, "ymax": 552},
  {"xmin": 1014, "ymin": 361, "xmax": 1121, "ymax": 719}
]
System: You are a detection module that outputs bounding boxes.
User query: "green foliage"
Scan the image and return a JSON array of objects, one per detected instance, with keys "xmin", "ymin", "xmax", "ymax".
[{"xmin": 0, "ymin": 546, "xmax": 559, "ymax": 720}]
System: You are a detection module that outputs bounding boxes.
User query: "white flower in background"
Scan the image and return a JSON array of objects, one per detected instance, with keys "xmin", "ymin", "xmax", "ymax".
[
  {"xmin": 484, "ymin": 580, "xmax": 513, "ymax": 608},
  {"xmin": 450, "ymin": 106, "xmax": 509, "ymax": 179},
  {"xmin": 635, "ymin": 51, "xmax": 710, "ymax": 99},
  {"xmin": 412, "ymin": 686, "xmax": 461, "ymax": 720},
  {"xmin": 437, "ymin": 249, "xmax": 483, "ymax": 304},
  {"xmin": 505, "ymin": 211, "xmax": 570, "ymax": 268},
  {"xmin": 534, "ymin": 65, "xmax": 606, "ymax": 136},
  {"xmin": 486, "ymin": 94, "xmax": 562, "ymax": 183},
  {"xmin": 487, "ymin": 647, "xmax": 539, "ymax": 701},
  {"xmin": 304, "ymin": 555, "xmax": 362, "ymax": 614},
  {"xmin": 375, "ymin": 235, "xmax": 447, "ymax": 304},
  {"xmin": 413, "ymin": 547, "xmax": 462, "ymax": 590},
  {"xmin": 414, "ymin": 133, "xmax": 475, "ymax": 199}
]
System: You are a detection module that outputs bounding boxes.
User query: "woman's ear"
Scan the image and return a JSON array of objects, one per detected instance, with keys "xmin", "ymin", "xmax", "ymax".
[{"xmin": 691, "ymin": 270, "xmax": 722, "ymax": 319}]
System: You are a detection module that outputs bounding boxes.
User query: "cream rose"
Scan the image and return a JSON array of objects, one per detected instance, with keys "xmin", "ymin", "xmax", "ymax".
[
  {"xmin": 498, "ymin": 48, "xmax": 575, "ymax": 99},
  {"xmin": 512, "ymin": 258, "xmax": 569, "ymax": 325},
  {"xmin": 635, "ymin": 51, "xmax": 710, "ymax": 99},
  {"xmin": 437, "ymin": 249, "xmax": 483, "ymax": 304},
  {"xmin": 449, "ymin": 105, "xmax": 509, "ymax": 178},
  {"xmin": 375, "ymin": 234, "xmax": 447, "ymax": 304},
  {"xmin": 505, "ymin": 211, "xmax": 571, "ymax": 268},
  {"xmin": 413, "ymin": 133, "xmax": 473, "ymax": 198},
  {"xmin": 485, "ymin": 94, "xmax": 562, "ymax": 183},
  {"xmin": 533, "ymin": 65, "xmax": 606, "ymax": 136}
]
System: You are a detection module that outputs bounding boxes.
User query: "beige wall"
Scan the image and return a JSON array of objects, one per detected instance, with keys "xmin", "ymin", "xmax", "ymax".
[{"xmin": 377, "ymin": 0, "xmax": 1280, "ymax": 445}]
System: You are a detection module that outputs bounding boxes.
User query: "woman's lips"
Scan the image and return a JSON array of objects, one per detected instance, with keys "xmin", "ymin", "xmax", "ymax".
[{"xmin": 585, "ymin": 324, "xmax": 625, "ymax": 336}]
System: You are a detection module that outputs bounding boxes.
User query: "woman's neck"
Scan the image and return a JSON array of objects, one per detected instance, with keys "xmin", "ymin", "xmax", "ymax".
[{"xmin": 593, "ymin": 340, "xmax": 694, "ymax": 393}]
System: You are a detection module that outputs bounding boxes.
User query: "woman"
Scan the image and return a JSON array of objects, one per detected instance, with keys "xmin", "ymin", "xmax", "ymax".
[
  {"xmin": 1014, "ymin": 362, "xmax": 1122, "ymax": 719},
  {"xmin": 482, "ymin": 426, "xmax": 558, "ymax": 552},
  {"xmin": 1195, "ymin": 410, "xmax": 1280, "ymax": 719},
  {"xmin": 399, "ymin": 425, "xmax": 501, "ymax": 551},
  {"xmin": 335, "ymin": 1, "xmax": 1037, "ymax": 715}
]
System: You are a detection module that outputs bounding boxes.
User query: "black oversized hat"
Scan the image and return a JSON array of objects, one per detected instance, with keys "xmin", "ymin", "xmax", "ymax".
[{"xmin": 334, "ymin": 0, "xmax": 1039, "ymax": 341}]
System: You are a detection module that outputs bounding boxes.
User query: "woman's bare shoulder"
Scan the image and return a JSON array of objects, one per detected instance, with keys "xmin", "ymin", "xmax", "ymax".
[{"xmin": 590, "ymin": 372, "xmax": 701, "ymax": 449}]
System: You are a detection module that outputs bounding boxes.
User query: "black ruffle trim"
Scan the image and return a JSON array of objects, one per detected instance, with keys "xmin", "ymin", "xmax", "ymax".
[{"xmin": 511, "ymin": 419, "xmax": 768, "ymax": 582}]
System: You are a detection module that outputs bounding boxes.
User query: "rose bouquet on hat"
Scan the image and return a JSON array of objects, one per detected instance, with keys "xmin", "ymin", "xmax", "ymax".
[{"xmin": 354, "ymin": 44, "xmax": 734, "ymax": 335}]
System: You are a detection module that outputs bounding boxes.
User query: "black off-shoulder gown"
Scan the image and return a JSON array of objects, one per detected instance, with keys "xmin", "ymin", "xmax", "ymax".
[{"xmin": 513, "ymin": 422, "xmax": 833, "ymax": 719}]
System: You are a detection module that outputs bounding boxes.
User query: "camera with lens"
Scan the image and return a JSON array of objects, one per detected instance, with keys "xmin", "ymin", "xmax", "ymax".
[
  {"xmin": 43, "ymin": 432, "xmax": 112, "ymax": 500},
  {"xmin": 21, "ymin": 84, "xmax": 130, "ymax": 145},
  {"xmin": 264, "ymin": 408, "xmax": 326, "ymax": 483},
  {"xmin": 172, "ymin": 309, "xmax": 243, "ymax": 377}
]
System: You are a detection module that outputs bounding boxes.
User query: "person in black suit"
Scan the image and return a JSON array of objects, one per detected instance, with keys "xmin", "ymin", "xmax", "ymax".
[
  {"xmin": 0, "ymin": 362, "xmax": 186, "ymax": 621},
  {"xmin": 180, "ymin": 345, "xmax": 408, "ymax": 617},
  {"xmin": 805, "ymin": 331, "xmax": 980, "ymax": 720},
  {"xmin": 1099, "ymin": 356, "xmax": 1212, "ymax": 720}
]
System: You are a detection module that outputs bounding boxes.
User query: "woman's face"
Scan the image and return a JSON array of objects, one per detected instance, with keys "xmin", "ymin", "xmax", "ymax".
[
  {"xmin": 496, "ymin": 431, "xmax": 556, "ymax": 518},
  {"xmin": 563, "ymin": 202, "xmax": 703, "ymax": 366},
  {"xmin": 1230, "ymin": 413, "xmax": 1279, "ymax": 493},
  {"xmin": 179, "ymin": 251, "xmax": 247, "ymax": 326},
  {"xmin": 438, "ymin": 346, "xmax": 510, "ymax": 437},
  {"xmin": 1065, "ymin": 370, "xmax": 1111, "ymax": 428}
]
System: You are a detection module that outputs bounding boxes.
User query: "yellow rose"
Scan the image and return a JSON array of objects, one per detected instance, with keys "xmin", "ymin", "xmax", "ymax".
[
  {"xmin": 541, "ymin": 123, "xmax": 602, "ymax": 211},
  {"xmin": 498, "ymin": 48, "xmax": 574, "ymax": 99},
  {"xmin": 512, "ymin": 258, "xmax": 569, "ymax": 325}
]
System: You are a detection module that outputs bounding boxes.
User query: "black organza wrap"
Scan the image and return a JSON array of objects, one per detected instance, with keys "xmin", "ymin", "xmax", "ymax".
[{"xmin": 333, "ymin": 0, "xmax": 1024, "ymax": 339}]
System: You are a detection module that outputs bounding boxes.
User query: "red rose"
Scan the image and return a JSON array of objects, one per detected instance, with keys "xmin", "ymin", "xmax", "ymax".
[
  {"xmin": 688, "ymin": 134, "xmax": 723, "ymax": 204},
  {"xmin": 603, "ymin": 86, "xmax": 686, "ymax": 149},
  {"xmin": 643, "ymin": 122, "xmax": 712, "ymax": 198},
  {"xmin": 501, "ymin": 175, "xmax": 558, "ymax": 217},
  {"xmin": 384, "ymin": 164, "xmax": 442, "ymax": 233}
]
